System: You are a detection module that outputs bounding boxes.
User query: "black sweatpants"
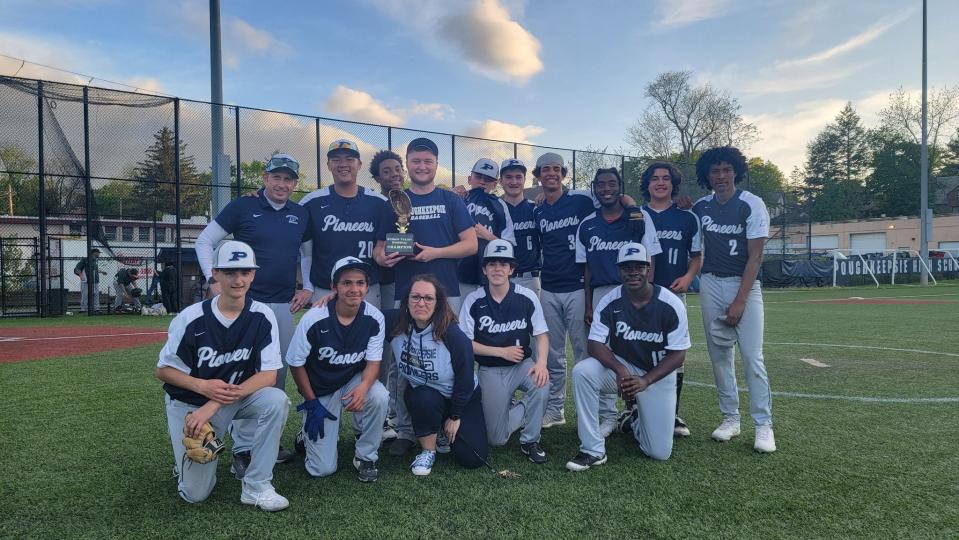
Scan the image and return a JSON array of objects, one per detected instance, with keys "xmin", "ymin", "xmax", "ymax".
[{"xmin": 404, "ymin": 384, "xmax": 488, "ymax": 469}]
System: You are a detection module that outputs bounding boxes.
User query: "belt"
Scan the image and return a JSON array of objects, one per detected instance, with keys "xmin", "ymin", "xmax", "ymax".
[
  {"xmin": 515, "ymin": 271, "xmax": 540, "ymax": 278},
  {"xmin": 705, "ymin": 272, "xmax": 740, "ymax": 278}
]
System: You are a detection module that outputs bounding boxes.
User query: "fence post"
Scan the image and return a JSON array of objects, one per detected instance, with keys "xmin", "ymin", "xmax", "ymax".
[
  {"xmin": 451, "ymin": 134, "xmax": 456, "ymax": 187},
  {"xmin": 37, "ymin": 81, "xmax": 48, "ymax": 317},
  {"xmin": 174, "ymin": 98, "xmax": 182, "ymax": 302},
  {"xmin": 388, "ymin": 126, "xmax": 392, "ymax": 152},
  {"xmin": 513, "ymin": 142, "xmax": 517, "ymax": 159},
  {"xmin": 315, "ymin": 117, "xmax": 321, "ymax": 188},
  {"xmin": 572, "ymin": 150, "xmax": 577, "ymax": 190},
  {"xmin": 82, "ymin": 86, "xmax": 94, "ymax": 317},
  {"xmin": 1, "ymin": 238, "xmax": 5, "ymax": 316},
  {"xmin": 234, "ymin": 105, "xmax": 241, "ymax": 198}
]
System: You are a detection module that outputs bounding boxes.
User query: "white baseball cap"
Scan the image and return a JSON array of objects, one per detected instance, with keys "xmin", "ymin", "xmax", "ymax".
[
  {"xmin": 616, "ymin": 242, "xmax": 649, "ymax": 265},
  {"xmin": 483, "ymin": 239, "xmax": 515, "ymax": 263},
  {"xmin": 213, "ymin": 240, "xmax": 259, "ymax": 269},
  {"xmin": 331, "ymin": 256, "xmax": 372, "ymax": 283},
  {"xmin": 471, "ymin": 158, "xmax": 499, "ymax": 180}
]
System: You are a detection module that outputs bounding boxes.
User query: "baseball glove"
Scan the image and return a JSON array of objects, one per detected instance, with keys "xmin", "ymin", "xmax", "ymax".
[{"xmin": 182, "ymin": 415, "xmax": 225, "ymax": 464}]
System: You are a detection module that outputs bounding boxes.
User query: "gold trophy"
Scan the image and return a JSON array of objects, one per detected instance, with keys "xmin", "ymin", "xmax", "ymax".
[{"xmin": 386, "ymin": 189, "xmax": 416, "ymax": 255}]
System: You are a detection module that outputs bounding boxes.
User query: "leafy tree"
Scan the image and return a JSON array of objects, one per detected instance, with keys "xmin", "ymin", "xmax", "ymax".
[
  {"xmin": 940, "ymin": 128, "xmax": 959, "ymax": 177},
  {"xmin": 745, "ymin": 157, "xmax": 786, "ymax": 205},
  {"xmin": 0, "ymin": 146, "xmax": 39, "ymax": 216},
  {"xmin": 879, "ymin": 86, "xmax": 959, "ymax": 172},
  {"xmin": 627, "ymin": 71, "xmax": 758, "ymax": 195},
  {"xmin": 865, "ymin": 132, "xmax": 935, "ymax": 217},
  {"xmin": 129, "ymin": 127, "xmax": 209, "ymax": 219},
  {"xmin": 801, "ymin": 103, "xmax": 871, "ymax": 220}
]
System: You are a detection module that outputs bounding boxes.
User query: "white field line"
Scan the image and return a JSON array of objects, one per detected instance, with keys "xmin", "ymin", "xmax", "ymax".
[
  {"xmin": 765, "ymin": 341, "xmax": 959, "ymax": 358},
  {"xmin": 688, "ymin": 292, "xmax": 959, "ymax": 307},
  {"xmin": 683, "ymin": 380, "xmax": 959, "ymax": 404},
  {"xmin": 800, "ymin": 358, "xmax": 830, "ymax": 367},
  {"xmin": 0, "ymin": 331, "xmax": 168, "ymax": 343}
]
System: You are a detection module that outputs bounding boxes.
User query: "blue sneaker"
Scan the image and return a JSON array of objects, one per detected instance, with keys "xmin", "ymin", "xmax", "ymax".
[{"xmin": 410, "ymin": 450, "xmax": 436, "ymax": 476}]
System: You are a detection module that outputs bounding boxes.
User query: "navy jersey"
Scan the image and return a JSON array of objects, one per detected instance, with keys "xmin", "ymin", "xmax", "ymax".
[
  {"xmin": 458, "ymin": 283, "xmax": 547, "ymax": 367},
  {"xmin": 643, "ymin": 204, "xmax": 702, "ymax": 288},
  {"xmin": 458, "ymin": 188, "xmax": 516, "ymax": 285},
  {"xmin": 534, "ymin": 190, "xmax": 596, "ymax": 293},
  {"xmin": 692, "ymin": 190, "xmax": 769, "ymax": 277},
  {"xmin": 385, "ymin": 310, "xmax": 477, "ymax": 417},
  {"xmin": 300, "ymin": 186, "xmax": 391, "ymax": 290},
  {"xmin": 588, "ymin": 285, "xmax": 690, "ymax": 372},
  {"xmin": 387, "ymin": 188, "xmax": 474, "ymax": 300},
  {"xmin": 575, "ymin": 206, "xmax": 662, "ymax": 288},
  {"xmin": 286, "ymin": 300, "xmax": 385, "ymax": 397},
  {"xmin": 214, "ymin": 192, "xmax": 310, "ymax": 303},
  {"xmin": 157, "ymin": 297, "xmax": 281, "ymax": 406},
  {"xmin": 505, "ymin": 198, "xmax": 540, "ymax": 273}
]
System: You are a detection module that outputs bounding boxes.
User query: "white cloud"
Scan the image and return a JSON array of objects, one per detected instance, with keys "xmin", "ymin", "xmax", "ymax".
[
  {"xmin": 655, "ymin": 0, "xmax": 731, "ymax": 28},
  {"xmin": 122, "ymin": 77, "xmax": 166, "ymax": 95},
  {"xmin": 176, "ymin": 0, "xmax": 290, "ymax": 68},
  {"xmin": 775, "ymin": 7, "xmax": 916, "ymax": 69},
  {"xmin": 439, "ymin": 0, "xmax": 543, "ymax": 83},
  {"xmin": 322, "ymin": 85, "xmax": 454, "ymax": 126},
  {"xmin": 464, "ymin": 119, "xmax": 545, "ymax": 143},
  {"xmin": 746, "ymin": 90, "xmax": 892, "ymax": 175},
  {"xmin": 324, "ymin": 86, "xmax": 404, "ymax": 126},
  {"xmin": 367, "ymin": 0, "xmax": 542, "ymax": 84}
]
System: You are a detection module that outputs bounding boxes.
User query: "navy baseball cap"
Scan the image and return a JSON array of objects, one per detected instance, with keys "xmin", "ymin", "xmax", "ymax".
[
  {"xmin": 407, "ymin": 137, "xmax": 439, "ymax": 156},
  {"xmin": 264, "ymin": 153, "xmax": 300, "ymax": 179},
  {"xmin": 331, "ymin": 256, "xmax": 372, "ymax": 284},
  {"xmin": 327, "ymin": 139, "xmax": 360, "ymax": 159},
  {"xmin": 500, "ymin": 158, "xmax": 527, "ymax": 174}
]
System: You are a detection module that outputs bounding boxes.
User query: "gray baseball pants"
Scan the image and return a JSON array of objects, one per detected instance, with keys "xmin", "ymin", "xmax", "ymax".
[
  {"xmin": 699, "ymin": 273, "xmax": 772, "ymax": 426},
  {"xmin": 301, "ymin": 374, "xmax": 389, "ymax": 477},
  {"xmin": 165, "ymin": 387, "xmax": 290, "ymax": 503},
  {"xmin": 477, "ymin": 359, "xmax": 548, "ymax": 445},
  {"xmin": 572, "ymin": 356, "xmax": 675, "ymax": 460},
  {"xmin": 540, "ymin": 288, "xmax": 589, "ymax": 418}
]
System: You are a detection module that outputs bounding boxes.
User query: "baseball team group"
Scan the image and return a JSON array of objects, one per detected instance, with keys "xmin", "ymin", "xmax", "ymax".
[{"xmin": 152, "ymin": 136, "xmax": 775, "ymax": 511}]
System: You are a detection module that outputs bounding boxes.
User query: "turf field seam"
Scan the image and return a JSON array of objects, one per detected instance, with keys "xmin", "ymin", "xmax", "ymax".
[{"xmin": 683, "ymin": 380, "xmax": 959, "ymax": 403}]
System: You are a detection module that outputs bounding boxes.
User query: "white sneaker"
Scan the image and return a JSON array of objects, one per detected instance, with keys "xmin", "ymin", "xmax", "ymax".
[
  {"xmin": 240, "ymin": 486, "xmax": 289, "ymax": 512},
  {"xmin": 410, "ymin": 450, "xmax": 436, "ymax": 476},
  {"xmin": 542, "ymin": 411, "xmax": 566, "ymax": 429},
  {"xmin": 711, "ymin": 417, "xmax": 741, "ymax": 442},
  {"xmin": 754, "ymin": 424, "xmax": 777, "ymax": 453},
  {"xmin": 599, "ymin": 418, "xmax": 618, "ymax": 438}
]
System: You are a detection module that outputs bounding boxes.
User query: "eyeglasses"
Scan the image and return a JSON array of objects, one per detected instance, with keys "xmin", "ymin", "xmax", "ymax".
[{"xmin": 409, "ymin": 294, "xmax": 436, "ymax": 305}]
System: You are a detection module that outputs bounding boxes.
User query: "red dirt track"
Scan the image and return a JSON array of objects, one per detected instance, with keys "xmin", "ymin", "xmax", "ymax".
[
  {"xmin": 814, "ymin": 299, "xmax": 958, "ymax": 305},
  {"xmin": 0, "ymin": 326, "xmax": 167, "ymax": 364}
]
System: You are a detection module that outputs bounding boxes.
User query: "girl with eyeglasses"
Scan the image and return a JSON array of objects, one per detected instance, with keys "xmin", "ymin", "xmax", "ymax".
[{"xmin": 387, "ymin": 274, "xmax": 489, "ymax": 476}]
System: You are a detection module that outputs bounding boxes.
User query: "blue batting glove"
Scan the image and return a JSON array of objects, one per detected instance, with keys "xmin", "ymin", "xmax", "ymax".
[{"xmin": 296, "ymin": 399, "xmax": 337, "ymax": 441}]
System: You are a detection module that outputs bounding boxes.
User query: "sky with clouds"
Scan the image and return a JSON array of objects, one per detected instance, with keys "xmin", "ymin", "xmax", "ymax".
[{"xmin": 1, "ymin": 0, "xmax": 956, "ymax": 176}]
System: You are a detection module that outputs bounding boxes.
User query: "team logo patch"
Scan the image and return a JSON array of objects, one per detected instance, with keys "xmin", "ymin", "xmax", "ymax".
[
  {"xmin": 493, "ymin": 244, "xmax": 508, "ymax": 253},
  {"xmin": 287, "ymin": 215, "xmax": 299, "ymax": 224},
  {"xmin": 480, "ymin": 163, "xmax": 495, "ymax": 171},
  {"xmin": 229, "ymin": 251, "xmax": 248, "ymax": 262}
]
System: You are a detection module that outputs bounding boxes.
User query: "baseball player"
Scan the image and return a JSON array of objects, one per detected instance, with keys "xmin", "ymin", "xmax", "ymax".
[
  {"xmin": 75, "ymin": 247, "xmax": 105, "ymax": 313},
  {"xmin": 691, "ymin": 146, "xmax": 775, "ymax": 453},
  {"xmin": 498, "ymin": 159, "xmax": 542, "ymax": 296},
  {"xmin": 457, "ymin": 158, "xmax": 516, "ymax": 299},
  {"xmin": 112, "ymin": 267, "xmax": 141, "ymax": 311},
  {"xmin": 194, "ymin": 153, "xmax": 311, "ymax": 471},
  {"xmin": 459, "ymin": 239, "xmax": 549, "ymax": 463},
  {"xmin": 155, "ymin": 240, "xmax": 291, "ymax": 511},
  {"xmin": 287, "ymin": 256, "xmax": 389, "ymax": 482},
  {"xmin": 639, "ymin": 161, "xmax": 701, "ymax": 437},
  {"xmin": 373, "ymin": 137, "xmax": 477, "ymax": 456},
  {"xmin": 299, "ymin": 140, "xmax": 393, "ymax": 308},
  {"xmin": 566, "ymin": 243, "xmax": 690, "ymax": 471},
  {"xmin": 374, "ymin": 136, "xmax": 477, "ymax": 313},
  {"xmin": 532, "ymin": 152, "xmax": 597, "ymax": 428},
  {"xmin": 575, "ymin": 167, "xmax": 662, "ymax": 437}
]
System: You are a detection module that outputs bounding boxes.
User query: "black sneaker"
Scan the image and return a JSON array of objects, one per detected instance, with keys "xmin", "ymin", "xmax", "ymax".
[
  {"xmin": 389, "ymin": 438, "xmax": 416, "ymax": 457},
  {"xmin": 294, "ymin": 432, "xmax": 306, "ymax": 454},
  {"xmin": 674, "ymin": 417, "xmax": 691, "ymax": 438},
  {"xmin": 616, "ymin": 406, "xmax": 638, "ymax": 434},
  {"xmin": 520, "ymin": 441, "xmax": 547, "ymax": 464},
  {"xmin": 230, "ymin": 451, "xmax": 251, "ymax": 479},
  {"xmin": 353, "ymin": 457, "xmax": 379, "ymax": 483},
  {"xmin": 275, "ymin": 446, "xmax": 295, "ymax": 464},
  {"xmin": 565, "ymin": 451, "xmax": 607, "ymax": 472}
]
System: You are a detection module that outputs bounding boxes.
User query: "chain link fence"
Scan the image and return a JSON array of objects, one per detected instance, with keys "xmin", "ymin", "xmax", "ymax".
[{"xmin": 2, "ymin": 76, "xmax": 667, "ymax": 317}]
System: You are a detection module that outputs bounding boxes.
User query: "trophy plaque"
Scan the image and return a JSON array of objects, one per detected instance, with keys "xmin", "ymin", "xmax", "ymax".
[{"xmin": 386, "ymin": 189, "xmax": 416, "ymax": 256}]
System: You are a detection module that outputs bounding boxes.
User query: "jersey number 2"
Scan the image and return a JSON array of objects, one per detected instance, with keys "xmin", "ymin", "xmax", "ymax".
[{"xmin": 728, "ymin": 240, "xmax": 739, "ymax": 256}]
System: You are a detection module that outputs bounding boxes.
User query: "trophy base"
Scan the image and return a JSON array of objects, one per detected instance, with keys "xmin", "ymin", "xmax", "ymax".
[{"xmin": 386, "ymin": 233, "xmax": 416, "ymax": 256}]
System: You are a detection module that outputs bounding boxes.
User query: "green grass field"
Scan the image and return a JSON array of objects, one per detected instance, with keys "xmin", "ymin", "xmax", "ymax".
[{"xmin": 2, "ymin": 284, "xmax": 958, "ymax": 539}]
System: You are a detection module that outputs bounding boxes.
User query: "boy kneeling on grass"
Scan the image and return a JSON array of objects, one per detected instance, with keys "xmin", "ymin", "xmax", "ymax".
[{"xmin": 155, "ymin": 240, "xmax": 291, "ymax": 511}]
